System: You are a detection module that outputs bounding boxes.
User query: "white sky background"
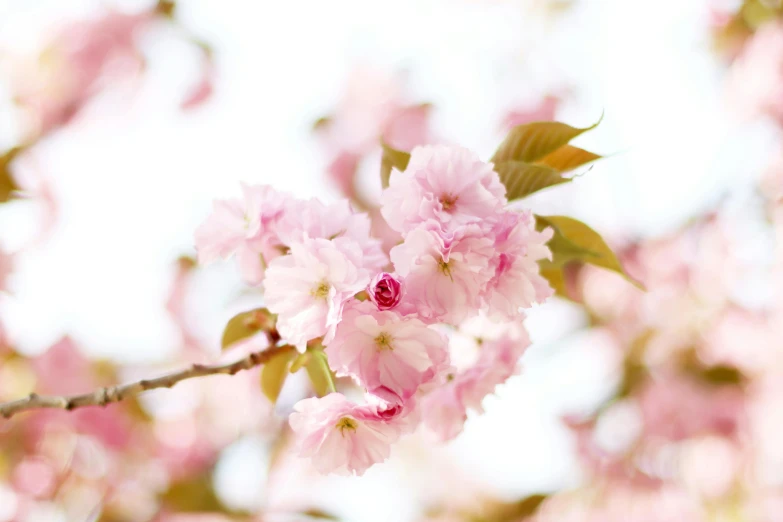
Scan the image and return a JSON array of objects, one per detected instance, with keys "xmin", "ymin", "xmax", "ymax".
[{"xmin": 0, "ymin": 0, "xmax": 777, "ymax": 520}]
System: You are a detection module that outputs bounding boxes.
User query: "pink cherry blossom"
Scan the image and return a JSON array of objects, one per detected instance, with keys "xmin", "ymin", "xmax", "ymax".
[
  {"xmin": 9, "ymin": 10, "xmax": 151, "ymax": 137},
  {"xmin": 180, "ymin": 58, "xmax": 215, "ymax": 111},
  {"xmin": 383, "ymin": 103, "xmax": 432, "ymax": 151},
  {"xmin": 418, "ymin": 379, "xmax": 468, "ymax": 442},
  {"xmin": 367, "ymin": 272, "xmax": 403, "ymax": 310},
  {"xmin": 279, "ymin": 198, "xmax": 387, "ymax": 272},
  {"xmin": 380, "ymin": 144, "xmax": 507, "ymax": 234},
  {"xmin": 194, "ymin": 184, "xmax": 291, "ymax": 285},
  {"xmin": 263, "ymin": 237, "xmax": 369, "ymax": 350},
  {"xmin": 31, "ymin": 337, "xmax": 95, "ymax": 395},
  {"xmin": 726, "ymin": 21, "xmax": 783, "ymax": 125},
  {"xmin": 315, "ymin": 67, "xmax": 430, "ymax": 156},
  {"xmin": 457, "ymin": 320, "xmax": 530, "ymax": 412},
  {"xmin": 501, "ymin": 94, "xmax": 561, "ymax": 130},
  {"xmin": 288, "ymin": 393, "xmax": 405, "ymax": 475},
  {"xmin": 421, "ymin": 318, "xmax": 530, "ymax": 441},
  {"xmin": 391, "ymin": 222, "xmax": 496, "ymax": 324},
  {"xmin": 483, "ymin": 210, "xmax": 554, "ymax": 319},
  {"xmin": 325, "ymin": 301, "xmax": 449, "ymax": 401}
]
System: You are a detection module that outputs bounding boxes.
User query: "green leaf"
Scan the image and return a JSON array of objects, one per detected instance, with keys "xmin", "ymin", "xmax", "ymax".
[
  {"xmin": 289, "ymin": 352, "xmax": 309, "ymax": 374},
  {"xmin": 221, "ymin": 308, "xmax": 274, "ymax": 350},
  {"xmin": 537, "ymin": 144, "xmax": 602, "ymax": 172},
  {"xmin": 538, "ymin": 263, "xmax": 568, "ymax": 299},
  {"xmin": 0, "ymin": 147, "xmax": 22, "ymax": 204},
  {"xmin": 305, "ymin": 349, "xmax": 336, "ymax": 397},
  {"xmin": 380, "ymin": 142, "xmax": 410, "ymax": 189},
  {"xmin": 491, "ymin": 117, "xmax": 601, "ymax": 164},
  {"xmin": 535, "ymin": 215, "xmax": 601, "ymax": 263},
  {"xmin": 260, "ymin": 349, "xmax": 297, "ymax": 403},
  {"xmin": 536, "ymin": 215, "xmax": 643, "ymax": 289},
  {"xmin": 494, "ymin": 161, "xmax": 570, "ymax": 200}
]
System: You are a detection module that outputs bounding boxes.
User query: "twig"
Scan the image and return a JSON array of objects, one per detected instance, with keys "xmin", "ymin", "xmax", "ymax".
[{"xmin": 0, "ymin": 344, "xmax": 293, "ymax": 420}]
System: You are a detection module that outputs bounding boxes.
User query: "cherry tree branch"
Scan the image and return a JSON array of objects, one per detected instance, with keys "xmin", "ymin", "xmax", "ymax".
[{"xmin": 0, "ymin": 343, "xmax": 294, "ymax": 420}]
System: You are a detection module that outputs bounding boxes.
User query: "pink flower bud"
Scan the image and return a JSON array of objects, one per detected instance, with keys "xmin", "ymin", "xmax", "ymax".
[{"xmin": 368, "ymin": 272, "xmax": 402, "ymax": 310}]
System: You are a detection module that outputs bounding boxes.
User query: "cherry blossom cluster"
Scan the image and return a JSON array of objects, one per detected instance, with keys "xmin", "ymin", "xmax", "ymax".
[{"xmin": 195, "ymin": 144, "xmax": 554, "ymax": 475}]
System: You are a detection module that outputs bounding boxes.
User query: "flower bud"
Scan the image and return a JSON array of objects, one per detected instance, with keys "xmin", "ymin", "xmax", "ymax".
[{"xmin": 367, "ymin": 272, "xmax": 402, "ymax": 310}]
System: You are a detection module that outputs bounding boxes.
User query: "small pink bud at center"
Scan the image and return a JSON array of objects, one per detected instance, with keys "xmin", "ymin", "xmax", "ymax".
[{"xmin": 368, "ymin": 272, "xmax": 402, "ymax": 311}]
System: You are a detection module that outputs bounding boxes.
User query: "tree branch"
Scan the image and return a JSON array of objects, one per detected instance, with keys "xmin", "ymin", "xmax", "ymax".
[{"xmin": 0, "ymin": 344, "xmax": 294, "ymax": 420}]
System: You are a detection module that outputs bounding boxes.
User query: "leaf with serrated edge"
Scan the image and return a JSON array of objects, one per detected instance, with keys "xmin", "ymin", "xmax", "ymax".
[
  {"xmin": 491, "ymin": 117, "xmax": 601, "ymax": 164},
  {"xmin": 494, "ymin": 161, "xmax": 569, "ymax": 200},
  {"xmin": 380, "ymin": 142, "xmax": 410, "ymax": 189},
  {"xmin": 536, "ymin": 215, "xmax": 643, "ymax": 289},
  {"xmin": 537, "ymin": 145, "xmax": 602, "ymax": 172},
  {"xmin": 260, "ymin": 350, "xmax": 297, "ymax": 403}
]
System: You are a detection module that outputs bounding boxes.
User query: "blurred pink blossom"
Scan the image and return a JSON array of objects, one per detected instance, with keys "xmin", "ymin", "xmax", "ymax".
[
  {"xmin": 9, "ymin": 10, "xmax": 152, "ymax": 137},
  {"xmin": 727, "ymin": 21, "xmax": 783, "ymax": 125},
  {"xmin": 501, "ymin": 94, "xmax": 561, "ymax": 130},
  {"xmin": 30, "ymin": 336, "xmax": 94, "ymax": 396},
  {"xmin": 315, "ymin": 67, "xmax": 432, "ymax": 202},
  {"xmin": 637, "ymin": 375, "xmax": 745, "ymax": 442},
  {"xmin": 180, "ymin": 59, "xmax": 215, "ymax": 111}
]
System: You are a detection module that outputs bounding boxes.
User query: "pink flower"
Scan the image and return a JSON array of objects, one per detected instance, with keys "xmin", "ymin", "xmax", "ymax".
[
  {"xmin": 483, "ymin": 210, "xmax": 554, "ymax": 318},
  {"xmin": 314, "ymin": 67, "xmax": 432, "ymax": 205},
  {"xmin": 315, "ymin": 67, "xmax": 429, "ymax": 156},
  {"xmin": 325, "ymin": 301, "xmax": 449, "ymax": 401},
  {"xmin": 194, "ymin": 184, "xmax": 291, "ymax": 285},
  {"xmin": 368, "ymin": 272, "xmax": 403, "ymax": 310},
  {"xmin": 419, "ymin": 380, "xmax": 467, "ymax": 442},
  {"xmin": 263, "ymin": 237, "xmax": 369, "ymax": 350},
  {"xmin": 383, "ymin": 103, "xmax": 432, "ymax": 151},
  {"xmin": 502, "ymin": 94, "xmax": 561, "ymax": 130},
  {"xmin": 421, "ymin": 318, "xmax": 531, "ymax": 441},
  {"xmin": 390, "ymin": 222, "xmax": 496, "ymax": 324},
  {"xmin": 457, "ymin": 321, "xmax": 530, "ymax": 412},
  {"xmin": 288, "ymin": 393, "xmax": 405, "ymax": 475},
  {"xmin": 727, "ymin": 21, "xmax": 783, "ymax": 125},
  {"xmin": 279, "ymin": 198, "xmax": 387, "ymax": 272},
  {"xmin": 10, "ymin": 10, "xmax": 151, "ymax": 136},
  {"xmin": 380, "ymin": 145, "xmax": 507, "ymax": 234},
  {"xmin": 180, "ymin": 58, "xmax": 215, "ymax": 111}
]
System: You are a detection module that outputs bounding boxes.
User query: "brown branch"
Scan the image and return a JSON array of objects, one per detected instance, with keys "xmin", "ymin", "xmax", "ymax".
[{"xmin": 0, "ymin": 344, "xmax": 294, "ymax": 420}]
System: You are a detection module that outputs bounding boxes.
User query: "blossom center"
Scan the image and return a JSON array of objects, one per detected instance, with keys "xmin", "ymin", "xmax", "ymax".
[
  {"xmin": 335, "ymin": 416, "xmax": 358, "ymax": 435},
  {"xmin": 437, "ymin": 260, "xmax": 453, "ymax": 281},
  {"xmin": 374, "ymin": 331, "xmax": 394, "ymax": 350},
  {"xmin": 439, "ymin": 193, "xmax": 458, "ymax": 211},
  {"xmin": 311, "ymin": 280, "xmax": 331, "ymax": 299}
]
